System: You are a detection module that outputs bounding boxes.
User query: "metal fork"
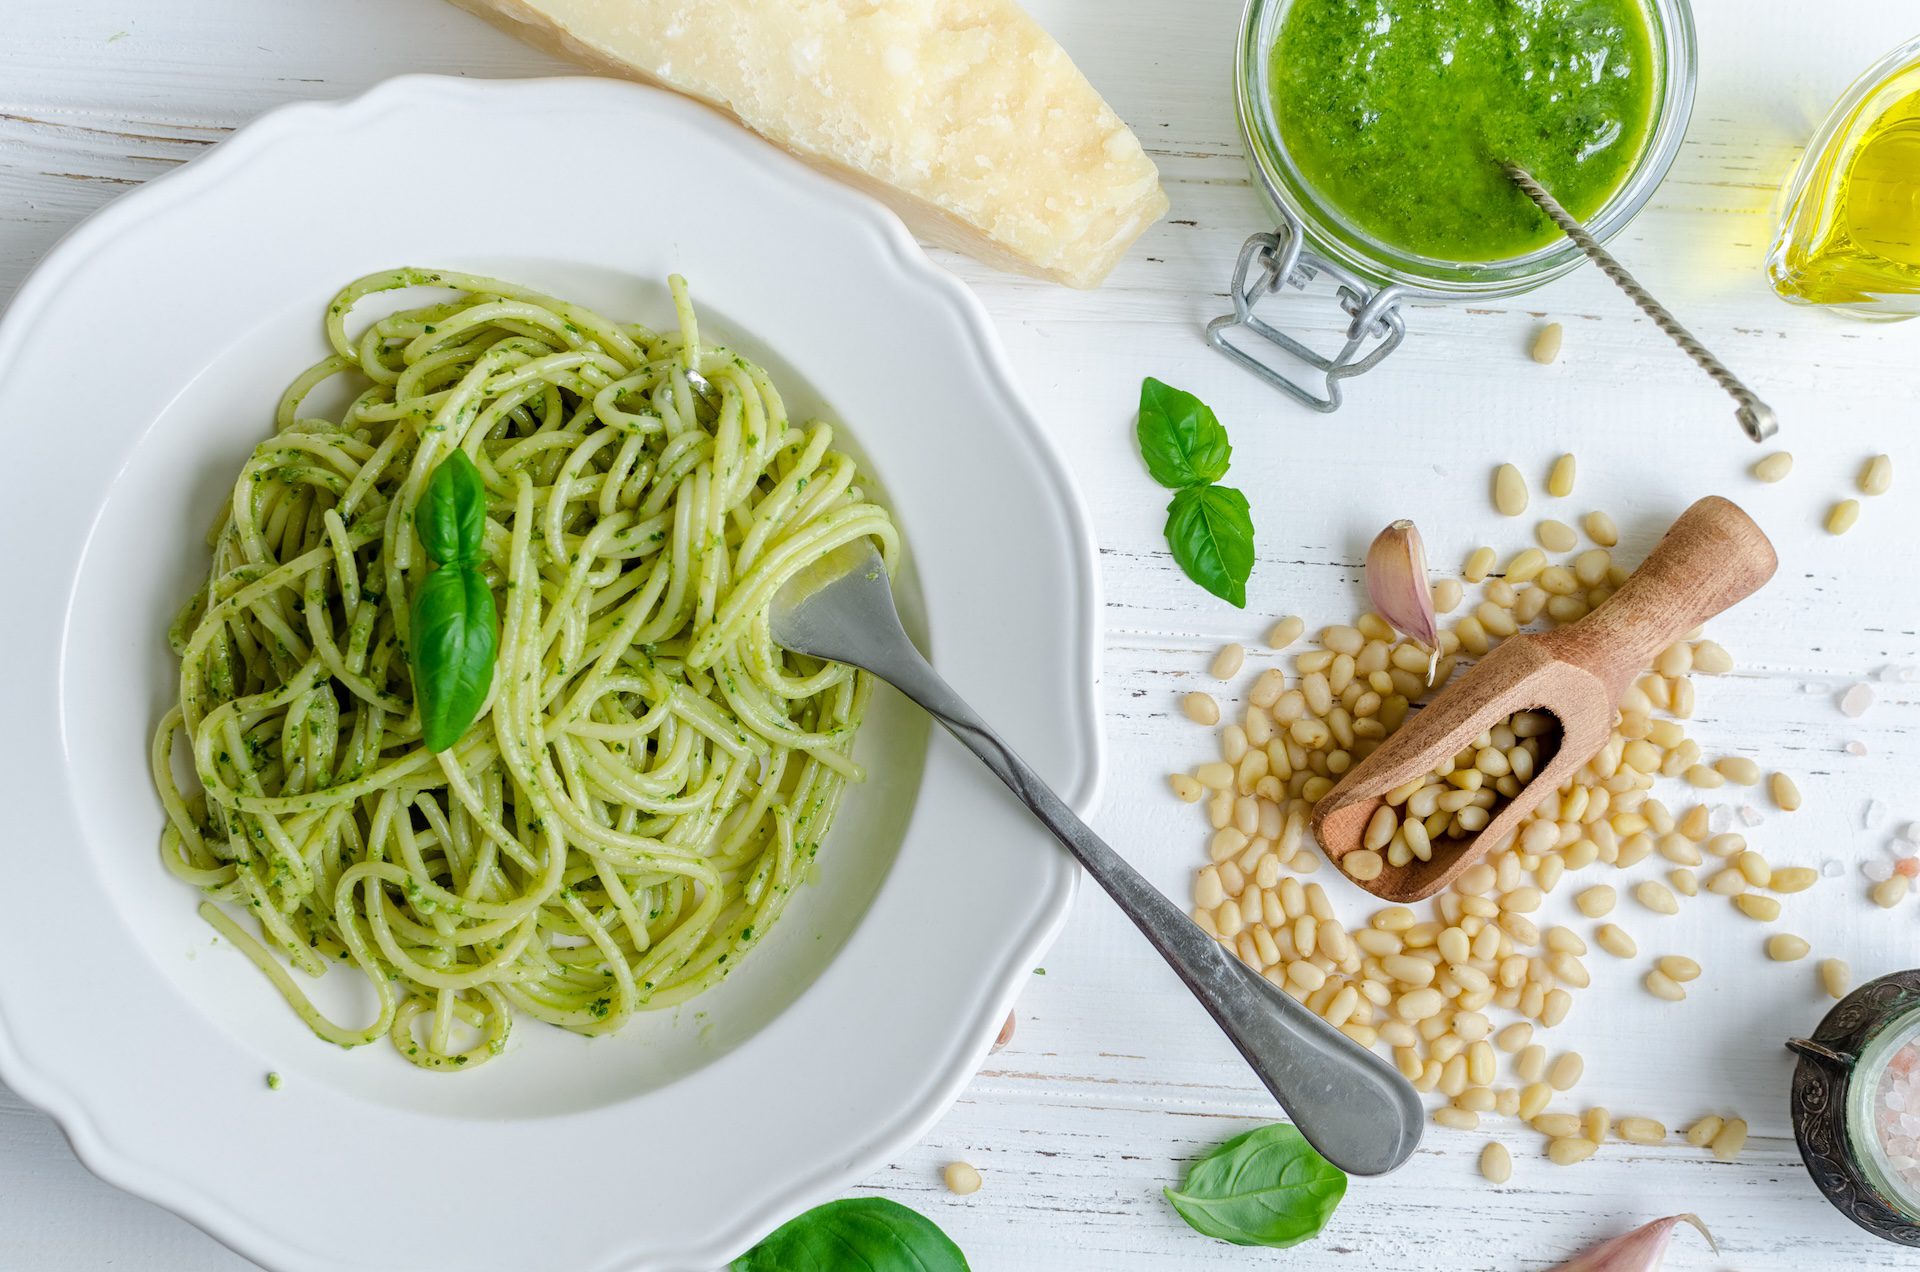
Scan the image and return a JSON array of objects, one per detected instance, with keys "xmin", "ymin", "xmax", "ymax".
[{"xmin": 770, "ymin": 540, "xmax": 1423, "ymax": 1176}]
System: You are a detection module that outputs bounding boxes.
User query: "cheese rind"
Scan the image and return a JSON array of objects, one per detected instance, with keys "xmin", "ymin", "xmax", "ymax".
[{"xmin": 450, "ymin": 0, "xmax": 1167, "ymax": 287}]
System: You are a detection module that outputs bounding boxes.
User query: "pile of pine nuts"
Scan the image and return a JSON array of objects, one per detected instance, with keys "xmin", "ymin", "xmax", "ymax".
[{"xmin": 1172, "ymin": 464, "xmax": 1840, "ymax": 1182}]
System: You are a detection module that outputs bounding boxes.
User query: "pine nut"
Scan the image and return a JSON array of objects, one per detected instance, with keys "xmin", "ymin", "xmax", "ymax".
[
  {"xmin": 1821, "ymin": 958, "xmax": 1851, "ymax": 999},
  {"xmin": 1656, "ymin": 955, "xmax": 1701, "ymax": 983},
  {"xmin": 1536, "ymin": 520, "xmax": 1578, "ymax": 553},
  {"xmin": 1433, "ymin": 578, "xmax": 1464, "ymax": 613},
  {"xmin": 1548, "ymin": 1052, "xmax": 1583, "ymax": 1091},
  {"xmin": 1582, "ymin": 511, "xmax": 1619, "ymax": 547},
  {"xmin": 1872, "ymin": 875, "xmax": 1910, "ymax": 908},
  {"xmin": 1768, "ymin": 771, "xmax": 1802, "ymax": 812},
  {"xmin": 1669, "ymin": 869, "xmax": 1698, "ymax": 897},
  {"xmin": 944, "ymin": 1161, "xmax": 983, "ymax": 1195},
  {"xmin": 1546, "ymin": 453, "xmax": 1576, "ymax": 497},
  {"xmin": 1532, "ymin": 1113, "xmax": 1581, "ymax": 1138},
  {"xmin": 1517, "ymin": 1045, "xmax": 1546, "ymax": 1083},
  {"xmin": 1464, "ymin": 546, "xmax": 1496, "ymax": 583},
  {"xmin": 1768, "ymin": 933, "xmax": 1810, "ymax": 961},
  {"xmin": 1343, "ymin": 850, "xmax": 1384, "ymax": 882},
  {"xmin": 1594, "ymin": 924, "xmax": 1637, "ymax": 959},
  {"xmin": 1518, "ymin": 1081, "xmax": 1551, "ymax": 1119},
  {"xmin": 1583, "ymin": 1107, "xmax": 1610, "ymax": 1143},
  {"xmin": 1196, "ymin": 762, "xmax": 1233, "ymax": 790},
  {"xmin": 1211, "ymin": 643, "xmax": 1246, "ymax": 680},
  {"xmin": 1532, "ymin": 325, "xmax": 1566, "ymax": 366},
  {"xmin": 1617, "ymin": 1117, "xmax": 1666, "ymax": 1144},
  {"xmin": 1267, "ymin": 616, "xmax": 1305, "ymax": 649},
  {"xmin": 1494, "ymin": 464, "xmax": 1529, "ymax": 517},
  {"xmin": 1860, "ymin": 454, "xmax": 1894, "ymax": 496},
  {"xmin": 1633, "ymin": 880, "xmax": 1679, "ymax": 915},
  {"xmin": 1752, "ymin": 451, "xmax": 1793, "ymax": 482},
  {"xmin": 1685, "ymin": 1116, "xmax": 1723, "ymax": 1148},
  {"xmin": 1182, "ymin": 691, "xmax": 1220, "ymax": 725},
  {"xmin": 1706, "ymin": 833, "xmax": 1746, "ymax": 859},
  {"xmin": 1480, "ymin": 1141, "xmax": 1513, "ymax": 1184},
  {"xmin": 1710, "ymin": 1117, "xmax": 1748, "ymax": 1161},
  {"xmin": 1573, "ymin": 549, "xmax": 1612, "ymax": 587},
  {"xmin": 1575, "ymin": 885, "xmax": 1615, "ymax": 917},
  {"xmin": 1771, "ymin": 866, "xmax": 1817, "ymax": 894},
  {"xmin": 1828, "ymin": 499, "xmax": 1860, "ymax": 535},
  {"xmin": 1714, "ymin": 756, "xmax": 1761, "ymax": 785},
  {"xmin": 1495, "ymin": 1022, "xmax": 1533, "ymax": 1054},
  {"xmin": 1548, "ymin": 1137, "xmax": 1597, "ymax": 1166},
  {"xmin": 1733, "ymin": 850, "xmax": 1771, "ymax": 888},
  {"xmin": 1734, "ymin": 893, "xmax": 1782, "ymax": 922},
  {"xmin": 1707, "ymin": 869, "xmax": 1747, "ymax": 896},
  {"xmin": 1435, "ymin": 1107, "xmax": 1480, "ymax": 1131},
  {"xmin": 1644, "ymin": 970, "xmax": 1685, "ymax": 1001}
]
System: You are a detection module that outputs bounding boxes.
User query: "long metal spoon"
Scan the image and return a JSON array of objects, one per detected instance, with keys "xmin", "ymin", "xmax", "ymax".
[
  {"xmin": 770, "ymin": 540, "xmax": 1423, "ymax": 1176},
  {"xmin": 1503, "ymin": 163, "xmax": 1779, "ymax": 443}
]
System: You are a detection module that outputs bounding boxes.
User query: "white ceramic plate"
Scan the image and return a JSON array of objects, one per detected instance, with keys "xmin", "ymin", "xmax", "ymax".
[{"xmin": 0, "ymin": 76, "xmax": 1100, "ymax": 1272}]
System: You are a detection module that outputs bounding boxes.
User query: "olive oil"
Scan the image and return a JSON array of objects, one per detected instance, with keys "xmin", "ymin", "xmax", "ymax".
[{"xmin": 1769, "ymin": 39, "xmax": 1920, "ymax": 320}]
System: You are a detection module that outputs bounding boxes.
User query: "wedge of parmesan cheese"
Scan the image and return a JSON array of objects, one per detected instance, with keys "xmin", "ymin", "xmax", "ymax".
[{"xmin": 449, "ymin": 0, "xmax": 1168, "ymax": 287}]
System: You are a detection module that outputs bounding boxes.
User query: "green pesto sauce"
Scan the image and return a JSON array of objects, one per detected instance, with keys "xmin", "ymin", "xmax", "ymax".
[{"xmin": 1270, "ymin": 0, "xmax": 1659, "ymax": 261}]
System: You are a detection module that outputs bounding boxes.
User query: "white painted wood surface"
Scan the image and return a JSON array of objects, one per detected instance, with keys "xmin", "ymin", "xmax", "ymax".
[{"xmin": 4, "ymin": 1, "xmax": 1919, "ymax": 1267}]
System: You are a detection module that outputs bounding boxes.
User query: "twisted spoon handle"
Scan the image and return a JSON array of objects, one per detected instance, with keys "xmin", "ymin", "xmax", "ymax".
[{"xmin": 1505, "ymin": 163, "xmax": 1778, "ymax": 443}]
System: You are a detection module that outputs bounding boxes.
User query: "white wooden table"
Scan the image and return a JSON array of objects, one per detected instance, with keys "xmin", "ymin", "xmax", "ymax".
[{"xmin": 6, "ymin": 2, "xmax": 1919, "ymax": 1267}]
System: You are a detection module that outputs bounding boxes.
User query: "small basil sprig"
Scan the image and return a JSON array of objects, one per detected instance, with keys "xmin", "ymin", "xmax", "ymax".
[
  {"xmin": 408, "ymin": 450, "xmax": 497, "ymax": 752},
  {"xmin": 1164, "ymin": 1122, "xmax": 1347, "ymax": 1248},
  {"xmin": 731, "ymin": 1198, "xmax": 969, "ymax": 1271},
  {"xmin": 1136, "ymin": 377, "xmax": 1254, "ymax": 607}
]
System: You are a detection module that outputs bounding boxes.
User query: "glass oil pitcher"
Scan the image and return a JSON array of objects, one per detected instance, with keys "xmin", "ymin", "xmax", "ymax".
[{"xmin": 1769, "ymin": 36, "xmax": 1920, "ymax": 320}]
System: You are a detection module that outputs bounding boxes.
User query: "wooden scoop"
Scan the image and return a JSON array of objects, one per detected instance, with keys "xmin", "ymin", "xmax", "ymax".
[{"xmin": 1312, "ymin": 497, "xmax": 1777, "ymax": 902}]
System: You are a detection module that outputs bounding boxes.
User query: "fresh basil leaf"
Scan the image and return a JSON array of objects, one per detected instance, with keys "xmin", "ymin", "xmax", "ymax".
[
  {"xmin": 1164, "ymin": 1123, "xmax": 1346, "ymax": 1248},
  {"xmin": 416, "ymin": 449, "xmax": 488, "ymax": 566},
  {"xmin": 1164, "ymin": 484, "xmax": 1254, "ymax": 608},
  {"xmin": 1137, "ymin": 376, "xmax": 1232, "ymax": 490},
  {"xmin": 409, "ymin": 564, "xmax": 497, "ymax": 752},
  {"xmin": 731, "ymin": 1198, "xmax": 969, "ymax": 1272}
]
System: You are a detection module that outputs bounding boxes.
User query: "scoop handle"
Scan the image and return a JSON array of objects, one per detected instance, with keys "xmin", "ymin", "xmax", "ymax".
[{"xmin": 1543, "ymin": 496, "xmax": 1776, "ymax": 688}]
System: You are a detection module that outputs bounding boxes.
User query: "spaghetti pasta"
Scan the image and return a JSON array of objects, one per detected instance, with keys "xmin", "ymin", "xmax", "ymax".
[{"xmin": 152, "ymin": 269, "xmax": 897, "ymax": 1069}]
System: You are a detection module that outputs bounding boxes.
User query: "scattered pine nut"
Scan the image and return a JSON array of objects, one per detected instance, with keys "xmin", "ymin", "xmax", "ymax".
[
  {"xmin": 1480, "ymin": 1141, "xmax": 1513, "ymax": 1183},
  {"xmin": 1211, "ymin": 643, "xmax": 1246, "ymax": 680},
  {"xmin": 1734, "ymin": 893, "xmax": 1782, "ymax": 922},
  {"xmin": 944, "ymin": 1161, "xmax": 983, "ymax": 1195},
  {"xmin": 1752, "ymin": 451, "xmax": 1793, "ymax": 483},
  {"xmin": 1575, "ymin": 885, "xmax": 1615, "ymax": 918},
  {"xmin": 1633, "ymin": 880, "xmax": 1679, "ymax": 915},
  {"xmin": 1548, "ymin": 1137, "xmax": 1598, "ymax": 1166},
  {"xmin": 1656, "ymin": 955, "xmax": 1701, "ymax": 983},
  {"xmin": 1594, "ymin": 924, "xmax": 1637, "ymax": 959},
  {"xmin": 1537, "ymin": 519, "xmax": 1578, "ymax": 552},
  {"xmin": 1435, "ymin": 1106, "xmax": 1480, "ymax": 1131},
  {"xmin": 1267, "ymin": 615, "xmax": 1305, "ymax": 649},
  {"xmin": 1464, "ymin": 546, "xmax": 1496, "ymax": 582},
  {"xmin": 1871, "ymin": 875, "xmax": 1910, "ymax": 908},
  {"xmin": 1714, "ymin": 756, "xmax": 1762, "ymax": 785},
  {"xmin": 1169, "ymin": 774, "xmax": 1204, "ymax": 803},
  {"xmin": 1860, "ymin": 454, "xmax": 1894, "ymax": 496},
  {"xmin": 1532, "ymin": 324, "xmax": 1565, "ymax": 366},
  {"xmin": 1617, "ymin": 1117, "xmax": 1666, "ymax": 1144},
  {"xmin": 1494, "ymin": 464, "xmax": 1529, "ymax": 517},
  {"xmin": 1685, "ymin": 1116, "xmax": 1723, "ymax": 1148},
  {"xmin": 1546, "ymin": 454, "xmax": 1576, "ymax": 498},
  {"xmin": 1768, "ymin": 934, "xmax": 1810, "ymax": 962},
  {"xmin": 1709, "ymin": 1118, "xmax": 1748, "ymax": 1161},
  {"xmin": 1827, "ymin": 499, "xmax": 1861, "ymax": 535},
  {"xmin": 1532, "ymin": 1113, "xmax": 1581, "ymax": 1138},
  {"xmin": 1644, "ymin": 970, "xmax": 1686, "ymax": 1001},
  {"xmin": 1770, "ymin": 867, "xmax": 1817, "ymax": 894},
  {"xmin": 1583, "ymin": 1107, "xmax": 1610, "ymax": 1143},
  {"xmin": 1548, "ymin": 1052, "xmax": 1584, "ymax": 1091},
  {"xmin": 1582, "ymin": 510, "xmax": 1618, "ymax": 547},
  {"xmin": 1669, "ymin": 869, "xmax": 1699, "ymax": 897},
  {"xmin": 1821, "ymin": 958, "xmax": 1851, "ymax": 999},
  {"xmin": 1769, "ymin": 771, "xmax": 1802, "ymax": 811},
  {"xmin": 1182, "ymin": 691, "xmax": 1220, "ymax": 725}
]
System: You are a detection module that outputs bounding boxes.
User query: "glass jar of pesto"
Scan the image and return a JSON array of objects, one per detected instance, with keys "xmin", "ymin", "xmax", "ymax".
[{"xmin": 1210, "ymin": 0, "xmax": 1698, "ymax": 411}]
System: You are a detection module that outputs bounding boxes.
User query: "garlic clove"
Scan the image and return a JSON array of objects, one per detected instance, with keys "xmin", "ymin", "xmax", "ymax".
[
  {"xmin": 1365, "ymin": 519, "xmax": 1440, "ymax": 653},
  {"xmin": 1552, "ymin": 1213, "xmax": 1716, "ymax": 1271}
]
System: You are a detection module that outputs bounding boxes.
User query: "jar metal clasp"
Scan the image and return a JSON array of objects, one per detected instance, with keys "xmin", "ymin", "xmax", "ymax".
[{"xmin": 1205, "ymin": 217, "xmax": 1406, "ymax": 413}]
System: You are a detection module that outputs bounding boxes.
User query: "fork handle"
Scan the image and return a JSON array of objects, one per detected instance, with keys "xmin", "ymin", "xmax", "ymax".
[{"xmin": 873, "ymin": 645, "xmax": 1423, "ymax": 1176}]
